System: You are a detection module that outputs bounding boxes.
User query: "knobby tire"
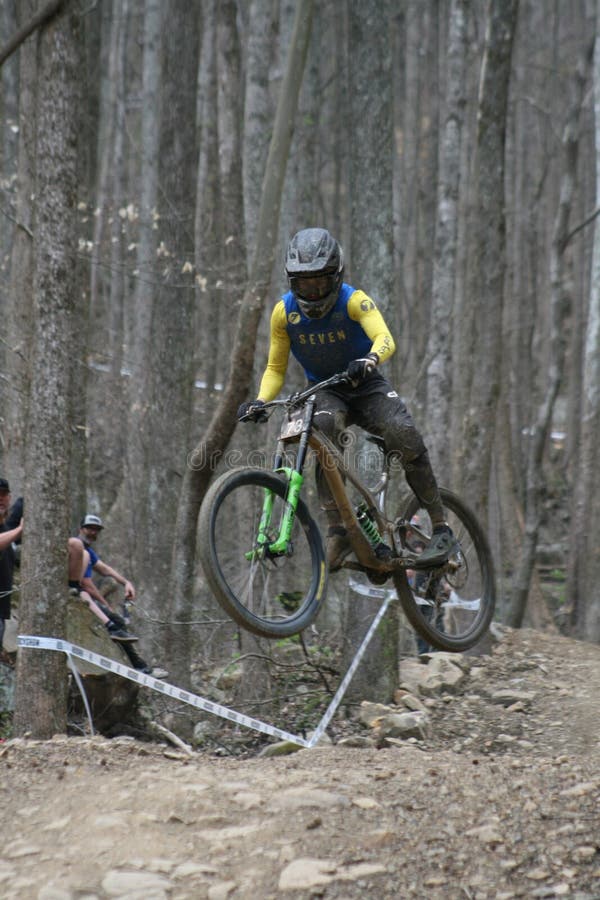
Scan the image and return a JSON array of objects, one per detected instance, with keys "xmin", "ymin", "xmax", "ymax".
[
  {"xmin": 198, "ymin": 467, "xmax": 326, "ymax": 639},
  {"xmin": 393, "ymin": 488, "xmax": 496, "ymax": 652}
]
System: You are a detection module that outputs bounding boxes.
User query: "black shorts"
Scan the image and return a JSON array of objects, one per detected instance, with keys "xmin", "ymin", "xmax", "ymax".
[{"xmin": 312, "ymin": 373, "xmax": 427, "ymax": 463}]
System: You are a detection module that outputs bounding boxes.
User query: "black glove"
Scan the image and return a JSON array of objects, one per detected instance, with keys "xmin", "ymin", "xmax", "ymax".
[
  {"xmin": 237, "ymin": 399, "xmax": 267, "ymax": 422},
  {"xmin": 346, "ymin": 353, "xmax": 378, "ymax": 384}
]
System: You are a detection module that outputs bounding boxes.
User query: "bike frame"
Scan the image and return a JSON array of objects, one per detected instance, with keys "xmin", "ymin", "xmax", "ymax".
[{"xmin": 245, "ymin": 375, "xmax": 413, "ymax": 573}]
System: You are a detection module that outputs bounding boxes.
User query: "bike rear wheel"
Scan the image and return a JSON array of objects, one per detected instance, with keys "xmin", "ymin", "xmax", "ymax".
[
  {"xmin": 198, "ymin": 467, "xmax": 327, "ymax": 639},
  {"xmin": 393, "ymin": 488, "xmax": 496, "ymax": 652}
]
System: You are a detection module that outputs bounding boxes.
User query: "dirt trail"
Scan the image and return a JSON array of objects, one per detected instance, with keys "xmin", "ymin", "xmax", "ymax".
[{"xmin": 1, "ymin": 627, "xmax": 599, "ymax": 899}]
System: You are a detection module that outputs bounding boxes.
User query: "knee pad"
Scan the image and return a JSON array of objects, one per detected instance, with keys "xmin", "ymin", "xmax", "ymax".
[
  {"xmin": 313, "ymin": 408, "xmax": 346, "ymax": 442},
  {"xmin": 384, "ymin": 425, "xmax": 427, "ymax": 466}
]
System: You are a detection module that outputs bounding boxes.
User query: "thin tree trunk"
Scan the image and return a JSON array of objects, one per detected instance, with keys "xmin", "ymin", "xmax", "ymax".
[
  {"xmin": 400, "ymin": 2, "xmax": 421, "ymax": 378},
  {"xmin": 3, "ymin": 0, "xmax": 37, "ymax": 488},
  {"xmin": 111, "ymin": 0, "xmax": 162, "ymax": 560},
  {"xmin": 343, "ymin": 0, "xmax": 396, "ymax": 702},
  {"xmin": 216, "ymin": 0, "xmax": 245, "ymax": 389},
  {"xmin": 14, "ymin": 0, "xmax": 80, "ymax": 738},
  {"xmin": 165, "ymin": 0, "xmax": 314, "ymax": 687},
  {"xmin": 195, "ymin": 2, "xmax": 219, "ymax": 394},
  {"xmin": 89, "ymin": 0, "xmax": 120, "ymax": 325},
  {"xmin": 426, "ymin": 0, "xmax": 468, "ymax": 475},
  {"xmin": 453, "ymin": 0, "xmax": 519, "ymax": 519},
  {"xmin": 243, "ymin": 0, "xmax": 274, "ymax": 262},
  {"xmin": 141, "ymin": 1, "xmax": 198, "ymax": 612},
  {"xmin": 0, "ymin": 2, "xmax": 19, "ymax": 418},
  {"xmin": 567, "ymin": 12, "xmax": 600, "ymax": 640},
  {"xmin": 81, "ymin": 0, "xmax": 132, "ymax": 519},
  {"xmin": 508, "ymin": 42, "xmax": 592, "ymax": 627}
]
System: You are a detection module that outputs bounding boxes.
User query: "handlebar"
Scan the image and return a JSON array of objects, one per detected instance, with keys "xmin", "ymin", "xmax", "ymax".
[
  {"xmin": 240, "ymin": 372, "xmax": 352, "ymax": 422},
  {"xmin": 283, "ymin": 372, "xmax": 352, "ymax": 408}
]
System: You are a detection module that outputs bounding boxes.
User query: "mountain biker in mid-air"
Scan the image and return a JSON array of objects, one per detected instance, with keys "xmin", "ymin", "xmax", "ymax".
[{"xmin": 237, "ymin": 226, "xmax": 457, "ymax": 572}]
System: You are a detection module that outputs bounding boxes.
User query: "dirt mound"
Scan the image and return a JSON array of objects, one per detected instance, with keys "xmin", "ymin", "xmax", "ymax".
[{"xmin": 1, "ymin": 627, "xmax": 599, "ymax": 899}]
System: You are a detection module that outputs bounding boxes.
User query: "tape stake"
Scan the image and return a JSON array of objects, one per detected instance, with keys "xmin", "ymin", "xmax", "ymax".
[
  {"xmin": 66, "ymin": 654, "xmax": 95, "ymax": 737},
  {"xmin": 307, "ymin": 593, "xmax": 392, "ymax": 747}
]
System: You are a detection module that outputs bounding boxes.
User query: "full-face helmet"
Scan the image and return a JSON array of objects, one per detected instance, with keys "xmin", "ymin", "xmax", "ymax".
[{"xmin": 285, "ymin": 228, "xmax": 344, "ymax": 319}]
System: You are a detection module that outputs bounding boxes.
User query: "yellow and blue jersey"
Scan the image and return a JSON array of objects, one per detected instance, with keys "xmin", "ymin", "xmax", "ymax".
[{"xmin": 257, "ymin": 284, "xmax": 395, "ymax": 401}]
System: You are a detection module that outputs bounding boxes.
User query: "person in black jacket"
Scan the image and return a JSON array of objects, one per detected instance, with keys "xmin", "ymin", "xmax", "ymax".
[{"xmin": 0, "ymin": 479, "xmax": 23, "ymax": 656}]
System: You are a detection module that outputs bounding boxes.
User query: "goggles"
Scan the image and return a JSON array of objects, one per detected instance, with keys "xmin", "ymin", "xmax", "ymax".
[{"xmin": 289, "ymin": 272, "xmax": 335, "ymax": 301}]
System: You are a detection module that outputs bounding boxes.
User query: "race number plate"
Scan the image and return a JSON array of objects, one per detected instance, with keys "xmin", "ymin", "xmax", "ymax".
[{"xmin": 279, "ymin": 415, "xmax": 305, "ymax": 441}]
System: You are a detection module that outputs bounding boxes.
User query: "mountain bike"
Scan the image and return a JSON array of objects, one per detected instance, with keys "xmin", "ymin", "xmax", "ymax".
[{"xmin": 198, "ymin": 373, "xmax": 496, "ymax": 651}]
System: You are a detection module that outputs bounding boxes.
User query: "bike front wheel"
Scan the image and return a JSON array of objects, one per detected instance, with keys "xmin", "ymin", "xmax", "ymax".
[
  {"xmin": 198, "ymin": 467, "xmax": 327, "ymax": 639},
  {"xmin": 393, "ymin": 488, "xmax": 496, "ymax": 652}
]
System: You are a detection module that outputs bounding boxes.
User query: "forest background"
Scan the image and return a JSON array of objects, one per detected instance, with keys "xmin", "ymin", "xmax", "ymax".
[{"xmin": 1, "ymin": 0, "xmax": 600, "ymax": 739}]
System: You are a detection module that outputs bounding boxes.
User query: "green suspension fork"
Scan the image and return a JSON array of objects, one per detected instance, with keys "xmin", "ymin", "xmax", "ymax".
[
  {"xmin": 262, "ymin": 467, "xmax": 304, "ymax": 554},
  {"xmin": 245, "ymin": 396, "xmax": 316, "ymax": 560}
]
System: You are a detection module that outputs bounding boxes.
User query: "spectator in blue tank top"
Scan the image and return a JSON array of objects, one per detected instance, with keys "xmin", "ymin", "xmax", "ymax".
[{"xmin": 68, "ymin": 515, "xmax": 165, "ymax": 676}]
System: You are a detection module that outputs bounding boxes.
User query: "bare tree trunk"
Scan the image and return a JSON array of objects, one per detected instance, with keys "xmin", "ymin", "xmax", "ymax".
[
  {"xmin": 215, "ymin": 0, "xmax": 246, "ymax": 390},
  {"xmin": 400, "ymin": 1, "xmax": 421, "ymax": 378},
  {"xmin": 567, "ymin": 11, "xmax": 600, "ymax": 641},
  {"xmin": 343, "ymin": 0, "xmax": 396, "ymax": 703},
  {"xmin": 425, "ymin": 0, "xmax": 468, "ymax": 476},
  {"xmin": 85, "ymin": 0, "xmax": 131, "ymax": 515},
  {"xmin": 14, "ymin": 0, "xmax": 80, "ymax": 738},
  {"xmin": 453, "ymin": 0, "xmax": 519, "ymax": 519},
  {"xmin": 141, "ymin": 1, "xmax": 198, "ymax": 608},
  {"xmin": 195, "ymin": 3, "xmax": 219, "ymax": 395},
  {"xmin": 0, "ymin": 2, "xmax": 19, "ymax": 423},
  {"xmin": 278, "ymin": 0, "xmax": 320, "ymax": 256},
  {"xmin": 243, "ymin": 0, "xmax": 275, "ymax": 262},
  {"xmin": 2, "ymin": 0, "xmax": 37, "ymax": 489},
  {"xmin": 217, "ymin": 1, "xmax": 270, "ymax": 706},
  {"xmin": 105, "ymin": 0, "xmax": 198, "ymax": 678},
  {"xmin": 89, "ymin": 0, "xmax": 120, "ymax": 327},
  {"xmin": 113, "ymin": 0, "xmax": 162, "ymax": 558},
  {"xmin": 508, "ymin": 42, "xmax": 592, "ymax": 627},
  {"xmin": 165, "ymin": 0, "xmax": 314, "ymax": 687}
]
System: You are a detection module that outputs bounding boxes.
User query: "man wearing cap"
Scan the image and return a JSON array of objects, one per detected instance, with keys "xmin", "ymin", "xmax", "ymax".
[
  {"xmin": 0, "ymin": 479, "xmax": 24, "ymax": 659},
  {"xmin": 71, "ymin": 514, "xmax": 136, "ymax": 604},
  {"xmin": 68, "ymin": 515, "xmax": 164, "ymax": 672}
]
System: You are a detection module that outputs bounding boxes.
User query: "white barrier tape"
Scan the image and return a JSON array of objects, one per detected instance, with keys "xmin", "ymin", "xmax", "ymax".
[
  {"xmin": 19, "ymin": 595, "xmax": 391, "ymax": 751},
  {"xmin": 18, "ymin": 635, "xmax": 310, "ymax": 748},
  {"xmin": 349, "ymin": 578, "xmax": 481, "ymax": 610}
]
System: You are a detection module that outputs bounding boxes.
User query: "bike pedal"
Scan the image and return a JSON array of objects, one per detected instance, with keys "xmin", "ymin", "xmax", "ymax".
[{"xmin": 401, "ymin": 550, "xmax": 418, "ymax": 566}]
